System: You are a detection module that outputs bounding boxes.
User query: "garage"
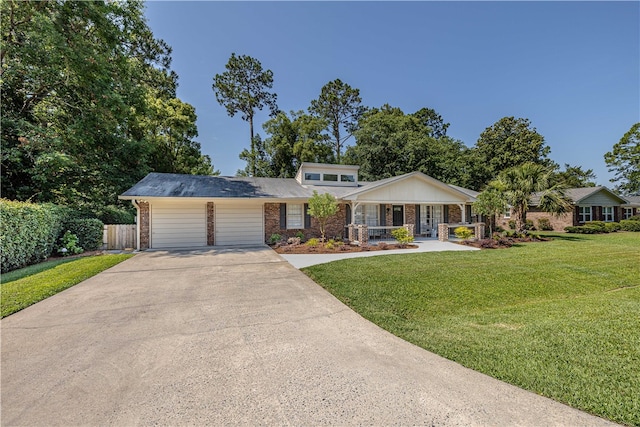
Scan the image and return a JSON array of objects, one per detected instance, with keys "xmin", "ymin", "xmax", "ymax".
[
  {"xmin": 215, "ymin": 204, "xmax": 264, "ymax": 246},
  {"xmin": 151, "ymin": 202, "xmax": 206, "ymax": 249}
]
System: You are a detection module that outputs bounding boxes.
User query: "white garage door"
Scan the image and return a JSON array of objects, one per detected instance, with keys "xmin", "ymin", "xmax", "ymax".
[
  {"xmin": 215, "ymin": 204, "xmax": 264, "ymax": 246},
  {"xmin": 151, "ymin": 202, "xmax": 206, "ymax": 249}
]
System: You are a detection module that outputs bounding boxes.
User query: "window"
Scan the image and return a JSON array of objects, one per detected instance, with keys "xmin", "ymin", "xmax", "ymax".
[
  {"xmin": 578, "ymin": 206, "xmax": 592, "ymax": 223},
  {"xmin": 323, "ymin": 173, "xmax": 338, "ymax": 182},
  {"xmin": 340, "ymin": 174, "xmax": 355, "ymax": 182},
  {"xmin": 623, "ymin": 207, "xmax": 634, "ymax": 220},
  {"xmin": 304, "ymin": 173, "xmax": 320, "ymax": 181},
  {"xmin": 354, "ymin": 205, "xmax": 379, "ymax": 226},
  {"xmin": 287, "ymin": 204, "xmax": 303, "ymax": 229},
  {"xmin": 504, "ymin": 209, "xmax": 511, "ymax": 219},
  {"xmin": 602, "ymin": 206, "xmax": 614, "ymax": 222}
]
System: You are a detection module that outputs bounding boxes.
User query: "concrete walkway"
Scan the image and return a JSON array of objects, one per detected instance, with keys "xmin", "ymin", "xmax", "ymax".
[
  {"xmin": 1, "ymin": 247, "xmax": 615, "ymax": 426},
  {"xmin": 281, "ymin": 238, "xmax": 479, "ymax": 268}
]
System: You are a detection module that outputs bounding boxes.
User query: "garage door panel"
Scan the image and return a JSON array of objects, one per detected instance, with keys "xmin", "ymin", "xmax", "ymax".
[
  {"xmin": 151, "ymin": 202, "xmax": 206, "ymax": 248},
  {"xmin": 215, "ymin": 205, "xmax": 263, "ymax": 246}
]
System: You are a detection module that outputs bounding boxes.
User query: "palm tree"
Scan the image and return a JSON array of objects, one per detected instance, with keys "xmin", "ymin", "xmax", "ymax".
[{"xmin": 490, "ymin": 163, "xmax": 571, "ymax": 233}]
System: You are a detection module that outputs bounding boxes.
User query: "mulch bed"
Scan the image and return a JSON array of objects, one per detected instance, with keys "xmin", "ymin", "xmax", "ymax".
[
  {"xmin": 272, "ymin": 242, "xmax": 418, "ymax": 254},
  {"xmin": 45, "ymin": 250, "xmax": 105, "ymax": 262}
]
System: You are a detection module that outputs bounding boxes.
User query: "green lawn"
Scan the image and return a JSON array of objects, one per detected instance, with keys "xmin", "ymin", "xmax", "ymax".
[
  {"xmin": 303, "ymin": 232, "xmax": 640, "ymax": 426},
  {"xmin": 1, "ymin": 254, "xmax": 134, "ymax": 318}
]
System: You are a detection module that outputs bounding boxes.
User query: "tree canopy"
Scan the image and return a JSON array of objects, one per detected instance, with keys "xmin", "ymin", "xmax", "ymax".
[
  {"xmin": 309, "ymin": 79, "xmax": 364, "ymax": 163},
  {"xmin": 1, "ymin": 0, "xmax": 215, "ymax": 213},
  {"xmin": 475, "ymin": 117, "xmax": 554, "ymax": 186},
  {"xmin": 212, "ymin": 53, "xmax": 278, "ymax": 176},
  {"xmin": 605, "ymin": 123, "xmax": 640, "ymax": 196}
]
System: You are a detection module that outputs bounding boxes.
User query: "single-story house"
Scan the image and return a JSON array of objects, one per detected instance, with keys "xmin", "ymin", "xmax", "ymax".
[
  {"xmin": 119, "ymin": 163, "xmax": 480, "ymax": 250},
  {"xmin": 499, "ymin": 186, "xmax": 632, "ymax": 231},
  {"xmin": 623, "ymin": 195, "xmax": 640, "ymax": 218}
]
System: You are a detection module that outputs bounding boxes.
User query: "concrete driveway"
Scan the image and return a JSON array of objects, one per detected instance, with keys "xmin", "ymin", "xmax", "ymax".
[{"xmin": 1, "ymin": 247, "xmax": 615, "ymax": 426}]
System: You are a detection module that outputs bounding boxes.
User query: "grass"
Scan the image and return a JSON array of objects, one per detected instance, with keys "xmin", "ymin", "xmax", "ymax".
[
  {"xmin": 303, "ymin": 232, "xmax": 640, "ymax": 426},
  {"xmin": 1, "ymin": 254, "xmax": 134, "ymax": 318}
]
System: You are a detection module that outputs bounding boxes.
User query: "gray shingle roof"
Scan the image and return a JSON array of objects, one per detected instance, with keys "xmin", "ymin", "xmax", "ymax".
[
  {"xmin": 530, "ymin": 186, "xmax": 627, "ymax": 205},
  {"xmin": 119, "ymin": 173, "xmax": 362, "ymax": 200}
]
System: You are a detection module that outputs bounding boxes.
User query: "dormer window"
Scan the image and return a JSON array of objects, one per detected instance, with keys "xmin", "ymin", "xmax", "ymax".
[{"xmin": 296, "ymin": 162, "xmax": 359, "ymax": 186}]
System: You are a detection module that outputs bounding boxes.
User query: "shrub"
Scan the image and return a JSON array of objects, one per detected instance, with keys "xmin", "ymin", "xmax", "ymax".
[
  {"xmin": 295, "ymin": 231, "xmax": 305, "ymax": 242},
  {"xmin": 508, "ymin": 220, "xmax": 516, "ymax": 230},
  {"xmin": 63, "ymin": 218, "xmax": 104, "ymax": 251},
  {"xmin": 0, "ymin": 200, "xmax": 66, "ymax": 273},
  {"xmin": 453, "ymin": 226, "xmax": 473, "ymax": 240},
  {"xmin": 565, "ymin": 226, "xmax": 598, "ymax": 234},
  {"xmin": 306, "ymin": 238, "xmax": 319, "ymax": 247},
  {"xmin": 57, "ymin": 231, "xmax": 83, "ymax": 256},
  {"xmin": 627, "ymin": 215, "xmax": 640, "ymax": 221},
  {"xmin": 604, "ymin": 222, "xmax": 621, "ymax": 233},
  {"xmin": 392, "ymin": 227, "xmax": 414, "ymax": 247},
  {"xmin": 95, "ymin": 205, "xmax": 135, "ymax": 224},
  {"xmin": 524, "ymin": 219, "xmax": 536, "ymax": 231},
  {"xmin": 269, "ymin": 233, "xmax": 282, "ymax": 245},
  {"xmin": 620, "ymin": 219, "xmax": 640, "ymax": 232},
  {"xmin": 537, "ymin": 217, "xmax": 554, "ymax": 231},
  {"xmin": 584, "ymin": 221, "xmax": 606, "ymax": 232},
  {"xmin": 325, "ymin": 239, "xmax": 335, "ymax": 249}
]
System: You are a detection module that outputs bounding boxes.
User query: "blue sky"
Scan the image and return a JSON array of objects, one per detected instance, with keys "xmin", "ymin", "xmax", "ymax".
[{"xmin": 144, "ymin": 1, "xmax": 639, "ymax": 185}]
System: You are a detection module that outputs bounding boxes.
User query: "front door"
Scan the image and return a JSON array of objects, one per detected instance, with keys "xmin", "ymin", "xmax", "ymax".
[{"xmin": 392, "ymin": 205, "xmax": 404, "ymax": 226}]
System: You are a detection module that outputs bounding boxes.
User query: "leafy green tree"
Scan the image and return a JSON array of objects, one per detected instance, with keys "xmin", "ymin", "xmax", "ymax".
[
  {"xmin": 472, "ymin": 188, "xmax": 507, "ymax": 235},
  {"xmin": 475, "ymin": 117, "xmax": 554, "ymax": 186},
  {"xmin": 309, "ymin": 79, "xmax": 364, "ymax": 163},
  {"xmin": 605, "ymin": 123, "xmax": 640, "ymax": 195},
  {"xmin": 551, "ymin": 164, "xmax": 597, "ymax": 188},
  {"xmin": 489, "ymin": 163, "xmax": 571, "ymax": 233},
  {"xmin": 345, "ymin": 105, "xmax": 479, "ymax": 188},
  {"xmin": 212, "ymin": 53, "xmax": 278, "ymax": 176},
  {"xmin": 1, "ymin": 0, "xmax": 214, "ymax": 213},
  {"xmin": 412, "ymin": 107, "xmax": 450, "ymax": 138},
  {"xmin": 237, "ymin": 135, "xmax": 270, "ymax": 177},
  {"xmin": 142, "ymin": 96, "xmax": 216, "ymax": 175},
  {"xmin": 307, "ymin": 191, "xmax": 339, "ymax": 242}
]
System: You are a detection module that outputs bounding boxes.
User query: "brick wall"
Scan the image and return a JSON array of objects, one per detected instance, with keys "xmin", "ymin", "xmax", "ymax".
[
  {"xmin": 206, "ymin": 202, "xmax": 214, "ymax": 245},
  {"xmin": 447, "ymin": 204, "xmax": 462, "ymax": 223},
  {"xmin": 264, "ymin": 202, "xmax": 348, "ymax": 242},
  {"xmin": 138, "ymin": 201, "xmax": 150, "ymax": 250},
  {"xmin": 405, "ymin": 204, "xmax": 416, "ymax": 229}
]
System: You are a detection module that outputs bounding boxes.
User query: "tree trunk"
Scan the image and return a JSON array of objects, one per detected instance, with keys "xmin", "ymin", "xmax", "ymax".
[{"xmin": 249, "ymin": 114, "xmax": 255, "ymax": 176}]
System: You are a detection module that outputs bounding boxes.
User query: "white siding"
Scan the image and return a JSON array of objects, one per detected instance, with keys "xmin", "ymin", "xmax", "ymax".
[
  {"xmin": 215, "ymin": 204, "xmax": 264, "ymax": 246},
  {"xmin": 581, "ymin": 190, "xmax": 623, "ymax": 206},
  {"xmin": 356, "ymin": 176, "xmax": 467, "ymax": 203},
  {"xmin": 151, "ymin": 203, "xmax": 206, "ymax": 249}
]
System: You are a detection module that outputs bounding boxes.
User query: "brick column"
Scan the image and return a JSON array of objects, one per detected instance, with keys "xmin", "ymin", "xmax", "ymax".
[
  {"xmin": 206, "ymin": 202, "xmax": 214, "ymax": 246},
  {"xmin": 138, "ymin": 201, "xmax": 150, "ymax": 250},
  {"xmin": 403, "ymin": 224, "xmax": 414, "ymax": 237},
  {"xmin": 438, "ymin": 223, "xmax": 449, "ymax": 242}
]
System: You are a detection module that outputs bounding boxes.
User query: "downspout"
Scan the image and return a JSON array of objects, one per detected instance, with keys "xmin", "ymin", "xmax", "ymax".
[{"xmin": 132, "ymin": 199, "xmax": 140, "ymax": 251}]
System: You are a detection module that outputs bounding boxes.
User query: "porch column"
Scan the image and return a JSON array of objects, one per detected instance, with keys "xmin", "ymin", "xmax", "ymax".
[{"xmin": 459, "ymin": 204, "xmax": 466, "ymax": 223}]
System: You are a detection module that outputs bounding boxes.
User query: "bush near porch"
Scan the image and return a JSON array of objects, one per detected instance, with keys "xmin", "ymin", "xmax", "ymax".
[{"xmin": 303, "ymin": 232, "xmax": 639, "ymax": 426}]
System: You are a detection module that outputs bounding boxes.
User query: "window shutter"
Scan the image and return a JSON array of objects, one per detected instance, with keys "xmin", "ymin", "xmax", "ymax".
[
  {"xmin": 379, "ymin": 204, "xmax": 386, "ymax": 226},
  {"xmin": 304, "ymin": 203, "xmax": 311, "ymax": 228},
  {"xmin": 444, "ymin": 205, "xmax": 449, "ymax": 223},
  {"xmin": 415, "ymin": 205, "xmax": 421, "ymax": 234},
  {"xmin": 466, "ymin": 205, "xmax": 472, "ymax": 223},
  {"xmin": 279, "ymin": 203, "xmax": 286, "ymax": 229},
  {"xmin": 345, "ymin": 204, "xmax": 352, "ymax": 226}
]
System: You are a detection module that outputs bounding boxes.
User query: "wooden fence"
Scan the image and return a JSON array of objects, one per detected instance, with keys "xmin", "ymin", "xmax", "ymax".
[{"xmin": 103, "ymin": 224, "xmax": 136, "ymax": 250}]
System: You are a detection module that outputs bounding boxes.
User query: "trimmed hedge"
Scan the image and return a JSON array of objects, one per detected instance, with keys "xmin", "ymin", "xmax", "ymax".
[
  {"xmin": 63, "ymin": 218, "xmax": 104, "ymax": 251},
  {"xmin": 566, "ymin": 221, "xmax": 639, "ymax": 234},
  {"xmin": 0, "ymin": 200, "xmax": 67, "ymax": 273},
  {"xmin": 620, "ymin": 219, "xmax": 640, "ymax": 232},
  {"xmin": 95, "ymin": 205, "xmax": 135, "ymax": 224}
]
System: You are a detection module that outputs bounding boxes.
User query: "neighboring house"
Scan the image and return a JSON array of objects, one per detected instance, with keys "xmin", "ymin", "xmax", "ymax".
[
  {"xmin": 119, "ymin": 163, "xmax": 479, "ymax": 250},
  {"xmin": 623, "ymin": 195, "xmax": 640, "ymax": 219},
  {"xmin": 499, "ymin": 186, "xmax": 630, "ymax": 231}
]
